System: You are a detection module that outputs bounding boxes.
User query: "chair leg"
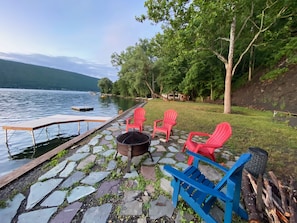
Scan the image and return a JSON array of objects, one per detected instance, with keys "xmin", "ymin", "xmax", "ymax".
[
  {"xmin": 171, "ymin": 179, "xmax": 180, "ymax": 207},
  {"xmin": 210, "ymin": 152, "xmax": 216, "ymax": 161},
  {"xmin": 224, "ymin": 201, "xmax": 233, "ymax": 223},
  {"xmin": 182, "ymin": 143, "xmax": 187, "ymax": 152}
]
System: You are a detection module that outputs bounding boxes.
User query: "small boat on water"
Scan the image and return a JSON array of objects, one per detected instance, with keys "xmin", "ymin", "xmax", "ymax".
[{"xmin": 89, "ymin": 91, "xmax": 98, "ymax": 96}]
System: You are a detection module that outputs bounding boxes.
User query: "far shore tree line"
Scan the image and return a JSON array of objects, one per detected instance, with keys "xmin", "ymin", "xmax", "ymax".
[{"xmin": 98, "ymin": 0, "xmax": 296, "ymax": 114}]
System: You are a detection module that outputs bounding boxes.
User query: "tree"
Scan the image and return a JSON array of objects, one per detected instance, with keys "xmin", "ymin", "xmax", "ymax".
[
  {"xmin": 140, "ymin": 0, "xmax": 296, "ymax": 113},
  {"xmin": 111, "ymin": 39, "xmax": 158, "ymax": 98},
  {"xmin": 98, "ymin": 78, "xmax": 113, "ymax": 94}
]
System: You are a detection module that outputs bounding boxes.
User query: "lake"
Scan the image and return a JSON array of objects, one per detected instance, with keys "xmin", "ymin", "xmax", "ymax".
[{"xmin": 0, "ymin": 88, "xmax": 138, "ymax": 177}]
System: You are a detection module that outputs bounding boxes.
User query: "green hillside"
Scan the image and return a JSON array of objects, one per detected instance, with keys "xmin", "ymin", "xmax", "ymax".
[{"xmin": 0, "ymin": 59, "xmax": 100, "ymax": 91}]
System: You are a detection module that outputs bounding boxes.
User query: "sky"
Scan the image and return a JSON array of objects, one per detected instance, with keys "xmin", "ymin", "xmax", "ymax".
[{"xmin": 0, "ymin": 0, "xmax": 161, "ymax": 81}]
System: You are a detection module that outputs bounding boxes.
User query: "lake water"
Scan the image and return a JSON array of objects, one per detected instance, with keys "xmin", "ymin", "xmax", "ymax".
[{"xmin": 0, "ymin": 88, "xmax": 138, "ymax": 177}]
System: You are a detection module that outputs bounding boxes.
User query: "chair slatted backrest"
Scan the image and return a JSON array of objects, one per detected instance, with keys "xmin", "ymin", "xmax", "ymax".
[
  {"xmin": 206, "ymin": 122, "xmax": 232, "ymax": 146},
  {"xmin": 163, "ymin": 109, "xmax": 177, "ymax": 127},
  {"xmin": 214, "ymin": 153, "xmax": 251, "ymax": 191},
  {"xmin": 134, "ymin": 107, "xmax": 146, "ymax": 124}
]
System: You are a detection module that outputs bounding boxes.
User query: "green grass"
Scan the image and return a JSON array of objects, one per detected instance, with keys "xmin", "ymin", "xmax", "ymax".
[
  {"xmin": 143, "ymin": 100, "xmax": 297, "ymax": 179},
  {"xmin": 260, "ymin": 67, "xmax": 288, "ymax": 82}
]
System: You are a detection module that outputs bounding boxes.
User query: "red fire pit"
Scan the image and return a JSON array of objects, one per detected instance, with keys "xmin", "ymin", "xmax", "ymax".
[{"xmin": 115, "ymin": 131, "xmax": 153, "ymax": 172}]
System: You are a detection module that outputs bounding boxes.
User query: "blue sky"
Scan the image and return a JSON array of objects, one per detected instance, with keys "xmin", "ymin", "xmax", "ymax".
[{"xmin": 0, "ymin": 1, "xmax": 161, "ymax": 81}]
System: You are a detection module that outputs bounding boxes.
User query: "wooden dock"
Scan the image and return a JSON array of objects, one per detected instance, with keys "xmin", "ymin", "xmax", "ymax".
[{"xmin": 2, "ymin": 114, "xmax": 111, "ymax": 145}]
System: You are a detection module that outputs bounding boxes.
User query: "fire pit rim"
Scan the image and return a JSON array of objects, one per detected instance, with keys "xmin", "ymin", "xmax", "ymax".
[
  {"xmin": 116, "ymin": 131, "xmax": 151, "ymax": 146},
  {"xmin": 115, "ymin": 131, "xmax": 153, "ymax": 173}
]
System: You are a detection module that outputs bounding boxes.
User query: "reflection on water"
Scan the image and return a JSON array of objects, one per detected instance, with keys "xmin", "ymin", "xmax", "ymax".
[
  {"xmin": 8, "ymin": 135, "xmax": 75, "ymax": 160},
  {"xmin": 0, "ymin": 88, "xmax": 138, "ymax": 177}
]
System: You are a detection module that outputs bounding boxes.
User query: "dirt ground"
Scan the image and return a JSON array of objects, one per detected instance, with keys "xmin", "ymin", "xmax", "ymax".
[{"xmin": 232, "ymin": 64, "xmax": 297, "ymax": 114}]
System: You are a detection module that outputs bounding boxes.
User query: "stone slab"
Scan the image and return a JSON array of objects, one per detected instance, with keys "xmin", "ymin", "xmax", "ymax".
[
  {"xmin": 0, "ymin": 193, "xmax": 25, "ymax": 223},
  {"xmin": 81, "ymin": 171, "xmax": 110, "ymax": 185},
  {"xmin": 49, "ymin": 202, "xmax": 82, "ymax": 223},
  {"xmin": 76, "ymin": 154, "xmax": 97, "ymax": 170},
  {"xmin": 96, "ymin": 180, "xmax": 120, "ymax": 199},
  {"xmin": 140, "ymin": 166, "xmax": 155, "ymax": 181},
  {"xmin": 26, "ymin": 178, "xmax": 63, "ymax": 210},
  {"xmin": 60, "ymin": 171, "xmax": 85, "ymax": 188},
  {"xmin": 81, "ymin": 203, "xmax": 113, "ymax": 223},
  {"xmin": 18, "ymin": 207, "xmax": 57, "ymax": 223},
  {"xmin": 149, "ymin": 195, "xmax": 174, "ymax": 220},
  {"xmin": 38, "ymin": 160, "xmax": 68, "ymax": 181},
  {"xmin": 59, "ymin": 161, "xmax": 77, "ymax": 178},
  {"xmin": 67, "ymin": 186, "xmax": 96, "ymax": 203},
  {"xmin": 41, "ymin": 190, "xmax": 67, "ymax": 207}
]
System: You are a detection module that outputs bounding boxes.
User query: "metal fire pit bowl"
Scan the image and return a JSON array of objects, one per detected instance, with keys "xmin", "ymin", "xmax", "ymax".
[{"xmin": 115, "ymin": 131, "xmax": 153, "ymax": 172}]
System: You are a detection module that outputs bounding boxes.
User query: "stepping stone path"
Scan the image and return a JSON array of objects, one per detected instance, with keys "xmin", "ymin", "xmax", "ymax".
[{"xmin": 0, "ymin": 112, "xmax": 236, "ymax": 222}]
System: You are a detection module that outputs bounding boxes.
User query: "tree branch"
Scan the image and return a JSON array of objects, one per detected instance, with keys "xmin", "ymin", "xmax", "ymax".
[
  {"xmin": 211, "ymin": 50, "xmax": 228, "ymax": 65},
  {"xmin": 235, "ymin": 3, "xmax": 254, "ymax": 41},
  {"xmin": 232, "ymin": 2, "xmax": 289, "ymax": 76}
]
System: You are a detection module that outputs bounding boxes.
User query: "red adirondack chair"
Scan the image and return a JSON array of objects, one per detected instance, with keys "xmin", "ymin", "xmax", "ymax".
[
  {"xmin": 126, "ymin": 107, "xmax": 146, "ymax": 132},
  {"xmin": 152, "ymin": 109, "xmax": 178, "ymax": 142},
  {"xmin": 183, "ymin": 122, "xmax": 232, "ymax": 164}
]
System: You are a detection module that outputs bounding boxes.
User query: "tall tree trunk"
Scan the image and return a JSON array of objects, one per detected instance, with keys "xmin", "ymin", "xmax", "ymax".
[
  {"xmin": 224, "ymin": 16, "xmax": 236, "ymax": 114},
  {"xmin": 248, "ymin": 45, "xmax": 254, "ymax": 81},
  {"xmin": 144, "ymin": 80, "xmax": 161, "ymax": 98},
  {"xmin": 210, "ymin": 83, "xmax": 213, "ymax": 100}
]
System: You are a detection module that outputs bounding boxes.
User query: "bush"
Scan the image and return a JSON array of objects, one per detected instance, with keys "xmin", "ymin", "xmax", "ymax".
[{"xmin": 260, "ymin": 68, "xmax": 288, "ymax": 82}]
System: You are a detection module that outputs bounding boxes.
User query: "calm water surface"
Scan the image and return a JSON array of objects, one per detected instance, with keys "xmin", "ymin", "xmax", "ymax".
[{"xmin": 0, "ymin": 88, "xmax": 137, "ymax": 177}]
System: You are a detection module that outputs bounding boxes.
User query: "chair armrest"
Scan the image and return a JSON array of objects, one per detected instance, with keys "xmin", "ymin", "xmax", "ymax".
[
  {"xmin": 126, "ymin": 117, "xmax": 133, "ymax": 124},
  {"xmin": 187, "ymin": 132, "xmax": 211, "ymax": 140},
  {"xmin": 164, "ymin": 165, "xmax": 231, "ymax": 202},
  {"xmin": 153, "ymin": 119, "xmax": 163, "ymax": 126},
  {"xmin": 197, "ymin": 143, "xmax": 223, "ymax": 149},
  {"xmin": 186, "ymin": 150, "xmax": 228, "ymax": 173}
]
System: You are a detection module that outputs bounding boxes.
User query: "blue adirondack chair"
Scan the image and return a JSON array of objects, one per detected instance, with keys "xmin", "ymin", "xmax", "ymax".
[{"xmin": 164, "ymin": 151, "xmax": 251, "ymax": 223}]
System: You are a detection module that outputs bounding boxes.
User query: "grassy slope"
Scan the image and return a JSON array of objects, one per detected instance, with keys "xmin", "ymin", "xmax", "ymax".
[{"xmin": 143, "ymin": 99, "xmax": 297, "ymax": 180}]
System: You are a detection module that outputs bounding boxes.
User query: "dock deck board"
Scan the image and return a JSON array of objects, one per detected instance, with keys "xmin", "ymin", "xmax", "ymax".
[
  {"xmin": 2, "ymin": 114, "xmax": 111, "ymax": 131},
  {"xmin": 2, "ymin": 114, "xmax": 112, "ymax": 145}
]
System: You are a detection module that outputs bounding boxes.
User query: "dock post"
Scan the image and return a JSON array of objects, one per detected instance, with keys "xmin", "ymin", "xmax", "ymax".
[
  {"xmin": 78, "ymin": 122, "xmax": 80, "ymax": 135},
  {"xmin": 5, "ymin": 129, "xmax": 8, "ymax": 145},
  {"xmin": 45, "ymin": 127, "xmax": 49, "ymax": 140},
  {"xmin": 31, "ymin": 131, "xmax": 36, "ymax": 145}
]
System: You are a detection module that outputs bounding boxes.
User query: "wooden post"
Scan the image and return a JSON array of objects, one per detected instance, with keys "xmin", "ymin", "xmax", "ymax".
[
  {"xmin": 242, "ymin": 170, "xmax": 262, "ymax": 222},
  {"xmin": 289, "ymin": 177, "xmax": 297, "ymax": 223},
  {"xmin": 31, "ymin": 130, "xmax": 36, "ymax": 145},
  {"xmin": 5, "ymin": 129, "xmax": 8, "ymax": 144},
  {"xmin": 126, "ymin": 146, "xmax": 132, "ymax": 173},
  {"xmin": 256, "ymin": 174, "xmax": 264, "ymax": 212},
  {"xmin": 45, "ymin": 127, "xmax": 49, "ymax": 140}
]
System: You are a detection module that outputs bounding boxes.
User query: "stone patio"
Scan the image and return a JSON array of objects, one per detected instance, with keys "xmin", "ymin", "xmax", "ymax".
[{"xmin": 0, "ymin": 114, "xmax": 239, "ymax": 223}]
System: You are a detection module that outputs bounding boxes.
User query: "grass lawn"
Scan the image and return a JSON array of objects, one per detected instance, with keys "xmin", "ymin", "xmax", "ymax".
[{"xmin": 143, "ymin": 99, "xmax": 297, "ymax": 180}]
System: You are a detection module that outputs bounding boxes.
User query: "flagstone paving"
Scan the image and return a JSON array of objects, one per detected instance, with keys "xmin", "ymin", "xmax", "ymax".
[{"xmin": 0, "ymin": 113, "xmax": 238, "ymax": 223}]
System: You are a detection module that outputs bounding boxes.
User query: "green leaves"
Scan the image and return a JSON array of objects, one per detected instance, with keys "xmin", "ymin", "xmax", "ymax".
[
  {"xmin": 98, "ymin": 78, "xmax": 113, "ymax": 94},
  {"xmin": 112, "ymin": 0, "xmax": 296, "ymax": 109}
]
